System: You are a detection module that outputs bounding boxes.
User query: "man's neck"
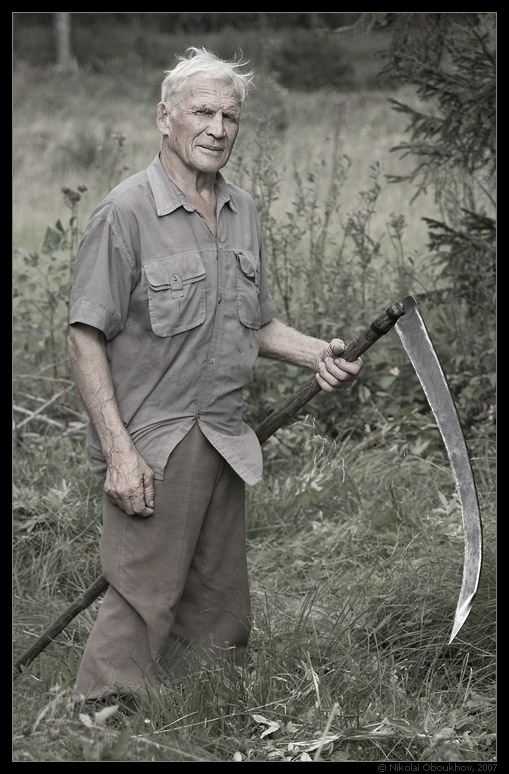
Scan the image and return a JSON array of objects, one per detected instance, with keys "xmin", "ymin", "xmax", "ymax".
[
  {"xmin": 159, "ymin": 144, "xmax": 218, "ymax": 236},
  {"xmin": 159, "ymin": 141, "xmax": 217, "ymax": 200}
]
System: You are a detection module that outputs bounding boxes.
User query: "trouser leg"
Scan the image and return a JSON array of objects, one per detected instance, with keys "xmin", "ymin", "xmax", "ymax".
[
  {"xmin": 73, "ymin": 425, "xmax": 250, "ymax": 701},
  {"xmin": 162, "ymin": 449, "xmax": 250, "ymax": 673}
]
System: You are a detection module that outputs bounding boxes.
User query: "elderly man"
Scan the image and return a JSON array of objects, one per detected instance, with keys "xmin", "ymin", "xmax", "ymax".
[{"xmin": 68, "ymin": 47, "xmax": 362, "ymax": 705}]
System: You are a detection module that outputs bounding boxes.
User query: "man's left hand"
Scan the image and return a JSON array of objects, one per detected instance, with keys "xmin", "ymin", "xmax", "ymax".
[{"xmin": 315, "ymin": 338, "xmax": 363, "ymax": 393}]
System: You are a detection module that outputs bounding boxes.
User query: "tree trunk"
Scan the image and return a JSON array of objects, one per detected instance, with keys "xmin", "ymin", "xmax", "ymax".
[{"xmin": 54, "ymin": 12, "xmax": 78, "ymax": 75}]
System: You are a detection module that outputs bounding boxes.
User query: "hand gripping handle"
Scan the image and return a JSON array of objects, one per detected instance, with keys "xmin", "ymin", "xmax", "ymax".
[{"xmin": 255, "ymin": 299, "xmax": 407, "ymax": 446}]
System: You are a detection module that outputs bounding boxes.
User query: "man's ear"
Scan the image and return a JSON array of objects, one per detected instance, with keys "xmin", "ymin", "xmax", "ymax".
[{"xmin": 156, "ymin": 102, "xmax": 172, "ymax": 136}]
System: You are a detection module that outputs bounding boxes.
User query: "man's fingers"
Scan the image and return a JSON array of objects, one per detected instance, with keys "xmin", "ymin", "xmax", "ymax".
[
  {"xmin": 105, "ymin": 491, "xmax": 135, "ymax": 516},
  {"xmin": 126, "ymin": 480, "xmax": 154, "ymax": 517},
  {"xmin": 326, "ymin": 338, "xmax": 346, "ymax": 358},
  {"xmin": 104, "ymin": 477, "xmax": 155, "ymax": 518},
  {"xmin": 316, "ymin": 361, "xmax": 349, "ymax": 392},
  {"xmin": 104, "ymin": 450, "xmax": 156, "ymax": 518},
  {"xmin": 316, "ymin": 352, "xmax": 363, "ymax": 392},
  {"xmin": 123, "ymin": 495, "xmax": 136, "ymax": 516},
  {"xmin": 143, "ymin": 473, "xmax": 155, "ymax": 510},
  {"xmin": 131, "ymin": 496, "xmax": 154, "ymax": 518},
  {"xmin": 332, "ymin": 355, "xmax": 363, "ymax": 375}
]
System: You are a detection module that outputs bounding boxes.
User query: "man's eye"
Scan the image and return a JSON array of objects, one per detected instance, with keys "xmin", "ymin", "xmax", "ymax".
[{"xmin": 193, "ymin": 108, "xmax": 239, "ymax": 123}]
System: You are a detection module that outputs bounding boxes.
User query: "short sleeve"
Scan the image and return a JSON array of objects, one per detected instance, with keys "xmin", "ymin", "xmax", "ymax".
[{"xmin": 69, "ymin": 208, "xmax": 137, "ymax": 341}]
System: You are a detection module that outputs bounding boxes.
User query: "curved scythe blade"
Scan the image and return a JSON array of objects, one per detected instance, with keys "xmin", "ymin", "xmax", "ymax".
[{"xmin": 395, "ymin": 296, "xmax": 483, "ymax": 643}]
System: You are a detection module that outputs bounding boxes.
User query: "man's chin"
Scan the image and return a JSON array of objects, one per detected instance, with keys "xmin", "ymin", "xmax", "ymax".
[{"xmin": 195, "ymin": 147, "xmax": 229, "ymax": 170}]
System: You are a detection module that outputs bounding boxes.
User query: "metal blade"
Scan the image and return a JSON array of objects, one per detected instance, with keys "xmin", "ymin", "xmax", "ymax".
[{"xmin": 395, "ymin": 296, "xmax": 483, "ymax": 643}]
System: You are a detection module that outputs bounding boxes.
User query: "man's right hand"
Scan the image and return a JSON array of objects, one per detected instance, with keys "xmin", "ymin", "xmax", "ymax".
[
  {"xmin": 67, "ymin": 324, "xmax": 156, "ymax": 518},
  {"xmin": 104, "ymin": 448, "xmax": 155, "ymax": 517}
]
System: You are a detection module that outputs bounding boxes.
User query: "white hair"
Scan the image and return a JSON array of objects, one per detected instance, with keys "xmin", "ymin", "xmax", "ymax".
[{"xmin": 161, "ymin": 47, "xmax": 254, "ymax": 108}]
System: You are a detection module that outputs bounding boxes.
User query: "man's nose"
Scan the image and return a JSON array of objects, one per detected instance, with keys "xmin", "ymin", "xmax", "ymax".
[{"xmin": 206, "ymin": 112, "xmax": 226, "ymax": 136}]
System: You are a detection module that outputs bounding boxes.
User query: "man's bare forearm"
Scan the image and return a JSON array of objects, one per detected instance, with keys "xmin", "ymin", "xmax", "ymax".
[
  {"xmin": 258, "ymin": 318, "xmax": 326, "ymax": 370},
  {"xmin": 67, "ymin": 323, "xmax": 133, "ymax": 461},
  {"xmin": 258, "ymin": 317, "xmax": 363, "ymax": 393}
]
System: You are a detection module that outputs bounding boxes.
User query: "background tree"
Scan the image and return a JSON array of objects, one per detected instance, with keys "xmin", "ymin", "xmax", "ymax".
[
  {"xmin": 54, "ymin": 12, "xmax": 78, "ymax": 75},
  {"xmin": 337, "ymin": 12, "xmax": 496, "ymax": 437},
  {"xmin": 385, "ymin": 14, "xmax": 495, "ymax": 321}
]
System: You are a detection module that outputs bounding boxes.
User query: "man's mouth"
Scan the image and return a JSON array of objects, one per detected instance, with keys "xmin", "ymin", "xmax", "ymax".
[{"xmin": 199, "ymin": 145, "xmax": 224, "ymax": 153}]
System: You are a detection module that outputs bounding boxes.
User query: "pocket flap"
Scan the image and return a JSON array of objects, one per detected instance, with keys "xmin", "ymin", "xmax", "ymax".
[
  {"xmin": 235, "ymin": 250, "xmax": 259, "ymax": 281},
  {"xmin": 144, "ymin": 253, "xmax": 205, "ymax": 290}
]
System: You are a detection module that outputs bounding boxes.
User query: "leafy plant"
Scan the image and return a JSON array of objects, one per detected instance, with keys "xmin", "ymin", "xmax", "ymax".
[{"xmin": 13, "ymin": 187, "xmax": 84, "ymax": 371}]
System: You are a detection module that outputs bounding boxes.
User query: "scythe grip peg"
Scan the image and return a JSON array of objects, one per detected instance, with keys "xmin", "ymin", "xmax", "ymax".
[{"xmin": 340, "ymin": 299, "xmax": 406, "ymax": 363}]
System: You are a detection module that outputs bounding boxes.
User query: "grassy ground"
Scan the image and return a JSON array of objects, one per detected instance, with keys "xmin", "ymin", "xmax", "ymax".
[{"xmin": 13, "ymin": 424, "xmax": 495, "ymax": 762}]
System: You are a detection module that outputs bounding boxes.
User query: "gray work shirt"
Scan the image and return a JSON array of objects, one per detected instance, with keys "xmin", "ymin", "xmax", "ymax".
[{"xmin": 69, "ymin": 154, "xmax": 278, "ymax": 486}]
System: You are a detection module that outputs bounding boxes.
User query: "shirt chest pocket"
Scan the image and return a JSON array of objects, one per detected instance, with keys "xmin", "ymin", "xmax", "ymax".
[
  {"xmin": 144, "ymin": 253, "xmax": 206, "ymax": 337},
  {"xmin": 235, "ymin": 250, "xmax": 261, "ymax": 330}
]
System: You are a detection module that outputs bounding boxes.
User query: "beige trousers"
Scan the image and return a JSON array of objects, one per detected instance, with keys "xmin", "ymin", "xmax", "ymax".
[{"xmin": 73, "ymin": 424, "xmax": 250, "ymax": 701}]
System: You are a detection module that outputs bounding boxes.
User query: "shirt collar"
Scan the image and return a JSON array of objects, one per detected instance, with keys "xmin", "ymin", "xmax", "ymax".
[{"xmin": 147, "ymin": 154, "xmax": 237, "ymax": 216}]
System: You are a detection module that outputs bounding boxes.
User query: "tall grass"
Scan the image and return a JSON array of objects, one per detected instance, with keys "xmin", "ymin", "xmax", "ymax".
[
  {"xmin": 13, "ymin": 63, "xmax": 434, "ymax": 258},
  {"xmin": 13, "ymin": 422, "xmax": 495, "ymax": 761},
  {"xmin": 13, "ymin": 62, "xmax": 495, "ymax": 762}
]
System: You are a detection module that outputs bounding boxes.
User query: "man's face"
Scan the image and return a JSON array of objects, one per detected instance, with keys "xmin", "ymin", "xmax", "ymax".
[{"xmin": 158, "ymin": 76, "xmax": 242, "ymax": 177}]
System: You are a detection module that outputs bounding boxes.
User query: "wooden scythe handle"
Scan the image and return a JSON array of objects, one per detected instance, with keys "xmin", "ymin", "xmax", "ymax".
[
  {"xmin": 14, "ymin": 298, "xmax": 406, "ymax": 674},
  {"xmin": 14, "ymin": 574, "xmax": 109, "ymax": 673},
  {"xmin": 255, "ymin": 299, "xmax": 406, "ymax": 444}
]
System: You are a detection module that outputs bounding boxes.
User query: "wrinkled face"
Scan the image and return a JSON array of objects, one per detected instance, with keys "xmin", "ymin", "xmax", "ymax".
[{"xmin": 158, "ymin": 76, "xmax": 242, "ymax": 177}]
